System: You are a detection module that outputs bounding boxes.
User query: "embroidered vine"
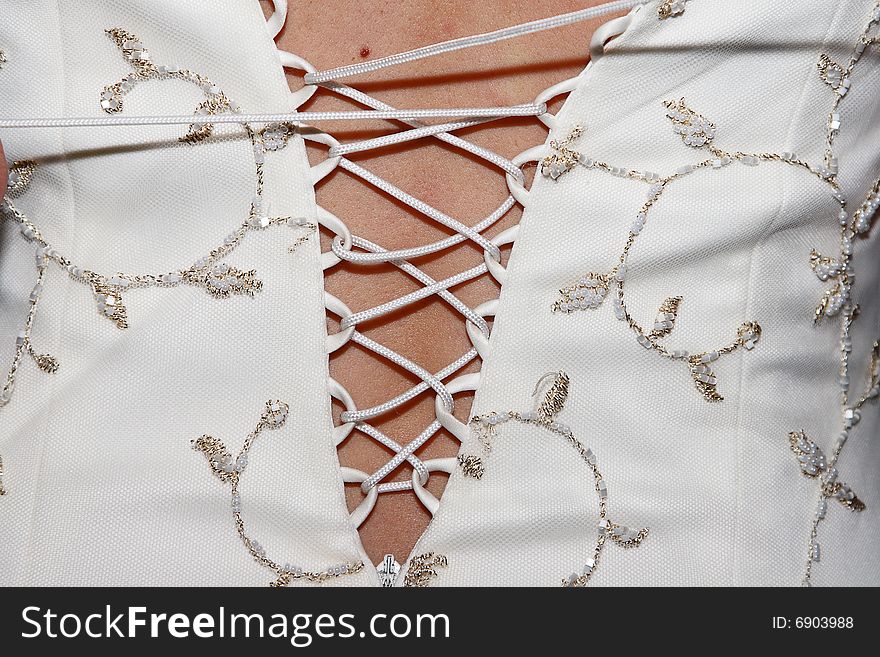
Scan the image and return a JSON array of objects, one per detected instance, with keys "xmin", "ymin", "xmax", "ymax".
[
  {"xmin": 658, "ymin": 1, "xmax": 687, "ymax": 20},
  {"xmin": 456, "ymin": 372, "xmax": 648, "ymax": 587},
  {"xmin": 547, "ymin": 1, "xmax": 880, "ymax": 584},
  {"xmin": 192, "ymin": 400, "xmax": 365, "ymax": 586},
  {"xmin": 548, "ymin": 110, "xmax": 768, "ymax": 403},
  {"xmin": 403, "ymin": 553, "xmax": 449, "ymax": 587},
  {"xmin": 794, "ymin": 3, "xmax": 880, "ymax": 586},
  {"xmin": 0, "ymin": 27, "xmax": 316, "ymax": 421}
]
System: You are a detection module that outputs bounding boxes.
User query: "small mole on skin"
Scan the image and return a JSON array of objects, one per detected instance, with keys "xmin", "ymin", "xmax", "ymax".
[{"xmin": 359, "ymin": 45, "xmax": 371, "ymax": 58}]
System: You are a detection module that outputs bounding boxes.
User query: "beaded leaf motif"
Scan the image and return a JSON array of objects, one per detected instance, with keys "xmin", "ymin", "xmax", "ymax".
[
  {"xmin": 403, "ymin": 553, "xmax": 448, "ymax": 587},
  {"xmin": 663, "ymin": 98, "xmax": 716, "ymax": 149},
  {"xmin": 540, "ymin": 125, "xmax": 587, "ymax": 181},
  {"xmin": 6, "ymin": 161, "xmax": 38, "ymax": 197},
  {"xmin": 789, "ymin": 431, "xmax": 864, "ymax": 512},
  {"xmin": 658, "ymin": 0, "xmax": 686, "ymax": 19}
]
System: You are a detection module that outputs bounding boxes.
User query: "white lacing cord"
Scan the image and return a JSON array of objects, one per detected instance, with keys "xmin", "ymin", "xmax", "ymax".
[
  {"xmin": 0, "ymin": 105, "xmax": 547, "ymax": 130},
  {"xmin": 327, "ymin": 117, "xmax": 495, "ymax": 158},
  {"xmin": 321, "ymin": 81, "xmax": 525, "ymax": 179},
  {"xmin": 261, "ymin": 0, "xmax": 641, "ymax": 524},
  {"xmin": 303, "ymin": 0, "xmax": 644, "ymax": 83}
]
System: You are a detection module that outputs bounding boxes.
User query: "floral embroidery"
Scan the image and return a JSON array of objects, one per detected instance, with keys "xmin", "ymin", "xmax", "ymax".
[
  {"xmin": 192, "ymin": 400, "xmax": 364, "ymax": 586},
  {"xmin": 817, "ymin": 54, "xmax": 850, "ymax": 95},
  {"xmin": 549, "ymin": 1, "xmax": 879, "ymax": 582},
  {"xmin": 403, "ymin": 553, "xmax": 448, "ymax": 587},
  {"xmin": 259, "ymin": 123, "xmax": 296, "ymax": 152},
  {"xmin": 658, "ymin": 0, "xmax": 686, "ymax": 20},
  {"xmin": 6, "ymin": 161, "xmax": 38, "ymax": 197},
  {"xmin": 663, "ymin": 98, "xmax": 715, "ymax": 148},
  {"xmin": 460, "ymin": 372, "xmax": 648, "ymax": 586},
  {"xmin": 550, "ymin": 99, "xmax": 783, "ymax": 403},
  {"xmin": 792, "ymin": 3, "xmax": 880, "ymax": 586},
  {"xmin": 0, "ymin": 27, "xmax": 316, "ymax": 419},
  {"xmin": 851, "ymin": 177, "xmax": 880, "ymax": 236},
  {"xmin": 540, "ymin": 125, "xmax": 586, "ymax": 180}
]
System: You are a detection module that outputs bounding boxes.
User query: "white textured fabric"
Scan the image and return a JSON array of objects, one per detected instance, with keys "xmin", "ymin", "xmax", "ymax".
[
  {"xmin": 0, "ymin": 0, "xmax": 376, "ymax": 586},
  {"xmin": 407, "ymin": 0, "xmax": 880, "ymax": 586},
  {"xmin": 2, "ymin": 0, "xmax": 879, "ymax": 588}
]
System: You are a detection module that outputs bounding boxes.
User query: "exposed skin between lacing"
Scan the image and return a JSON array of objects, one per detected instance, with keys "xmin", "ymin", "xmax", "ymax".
[
  {"xmin": 268, "ymin": 0, "xmax": 616, "ymax": 562},
  {"xmin": 0, "ymin": 1, "xmax": 617, "ymax": 568}
]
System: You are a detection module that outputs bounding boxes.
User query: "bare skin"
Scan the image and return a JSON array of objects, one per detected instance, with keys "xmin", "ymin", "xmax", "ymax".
[
  {"xmin": 0, "ymin": 2, "xmax": 616, "ymax": 566},
  {"xmin": 268, "ymin": 0, "xmax": 617, "ymax": 563}
]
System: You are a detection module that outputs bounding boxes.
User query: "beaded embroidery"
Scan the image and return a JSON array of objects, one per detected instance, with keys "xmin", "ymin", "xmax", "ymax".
[
  {"xmin": 192, "ymin": 400, "xmax": 365, "ymax": 586},
  {"xmin": 658, "ymin": 0, "xmax": 686, "ymax": 20},
  {"xmin": 6, "ymin": 161, "xmax": 37, "ymax": 197},
  {"xmin": 548, "ymin": 1, "xmax": 880, "ymax": 583},
  {"xmin": 0, "ymin": 27, "xmax": 316, "ymax": 420},
  {"xmin": 403, "ymin": 553, "xmax": 448, "ymax": 587},
  {"xmin": 458, "ymin": 372, "xmax": 648, "ymax": 587},
  {"xmin": 794, "ymin": 2, "xmax": 880, "ymax": 586},
  {"xmin": 549, "ymin": 109, "xmax": 766, "ymax": 402}
]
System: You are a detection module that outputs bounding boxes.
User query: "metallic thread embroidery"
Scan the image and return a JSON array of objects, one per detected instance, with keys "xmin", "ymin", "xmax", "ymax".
[
  {"xmin": 549, "ymin": 100, "xmax": 786, "ymax": 402},
  {"xmin": 851, "ymin": 177, "xmax": 879, "ymax": 235},
  {"xmin": 403, "ymin": 553, "xmax": 448, "ymax": 587},
  {"xmin": 460, "ymin": 372, "xmax": 648, "ymax": 586},
  {"xmin": 6, "ymin": 161, "xmax": 37, "ymax": 197},
  {"xmin": 791, "ymin": 2, "xmax": 880, "ymax": 586},
  {"xmin": 192, "ymin": 400, "xmax": 364, "ymax": 586},
  {"xmin": 658, "ymin": 0, "xmax": 686, "ymax": 20},
  {"xmin": 0, "ymin": 250, "xmax": 57, "ymax": 409},
  {"xmin": 548, "ymin": 1, "xmax": 880, "ymax": 583},
  {"xmin": 0, "ymin": 27, "xmax": 316, "ymax": 419},
  {"xmin": 540, "ymin": 125, "xmax": 586, "ymax": 180}
]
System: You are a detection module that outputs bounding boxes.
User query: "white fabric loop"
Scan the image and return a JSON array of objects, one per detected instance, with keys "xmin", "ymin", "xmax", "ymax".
[
  {"xmin": 466, "ymin": 299, "xmax": 499, "ymax": 361},
  {"xmin": 534, "ymin": 76, "xmax": 581, "ymax": 130},
  {"xmin": 411, "ymin": 464, "xmax": 441, "ymax": 516},
  {"xmin": 328, "ymin": 378, "xmax": 358, "ymax": 446},
  {"xmin": 324, "ymin": 292, "xmax": 356, "ymax": 353},
  {"xmin": 263, "ymin": 0, "xmax": 288, "ymax": 39},
  {"xmin": 483, "ymin": 224, "xmax": 521, "ymax": 286},
  {"xmin": 275, "ymin": 49, "xmax": 320, "ymax": 109},
  {"xmin": 434, "ymin": 372, "xmax": 482, "ymax": 445},
  {"xmin": 340, "ymin": 467, "xmax": 379, "ymax": 527},
  {"xmin": 506, "ymin": 145, "xmax": 546, "ymax": 206},
  {"xmin": 589, "ymin": 12, "xmax": 636, "ymax": 61},
  {"xmin": 316, "ymin": 206, "xmax": 353, "ymax": 271}
]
